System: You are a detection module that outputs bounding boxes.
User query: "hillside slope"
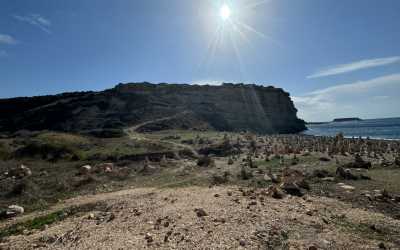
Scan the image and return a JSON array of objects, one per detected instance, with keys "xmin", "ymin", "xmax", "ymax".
[{"xmin": 0, "ymin": 83, "xmax": 305, "ymax": 134}]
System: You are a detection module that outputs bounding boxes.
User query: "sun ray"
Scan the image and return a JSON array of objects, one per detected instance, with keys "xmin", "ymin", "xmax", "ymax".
[
  {"xmin": 229, "ymin": 28, "xmax": 246, "ymax": 80},
  {"xmin": 233, "ymin": 19, "xmax": 282, "ymax": 47},
  {"xmin": 233, "ymin": 20, "xmax": 267, "ymax": 39},
  {"xmin": 244, "ymin": 0, "xmax": 272, "ymax": 10},
  {"xmin": 197, "ymin": 23, "xmax": 223, "ymax": 72},
  {"xmin": 228, "ymin": 19, "xmax": 251, "ymax": 46},
  {"xmin": 198, "ymin": 0, "xmax": 280, "ymax": 78}
]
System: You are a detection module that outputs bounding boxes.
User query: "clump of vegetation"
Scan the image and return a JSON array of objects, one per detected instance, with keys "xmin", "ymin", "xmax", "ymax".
[
  {"xmin": 211, "ymin": 171, "xmax": 230, "ymax": 185},
  {"xmin": 10, "ymin": 132, "xmax": 90, "ymax": 161},
  {"xmin": 331, "ymin": 215, "xmax": 395, "ymax": 242},
  {"xmin": 84, "ymin": 128, "xmax": 125, "ymax": 138},
  {"xmin": 0, "ymin": 202, "xmax": 107, "ymax": 239},
  {"xmin": 197, "ymin": 155, "xmax": 214, "ymax": 167},
  {"xmin": 239, "ymin": 166, "xmax": 253, "ymax": 180},
  {"xmin": 0, "ymin": 142, "xmax": 10, "ymax": 160},
  {"xmin": 73, "ymin": 175, "xmax": 97, "ymax": 188},
  {"xmin": 13, "ymin": 140, "xmax": 81, "ymax": 161}
]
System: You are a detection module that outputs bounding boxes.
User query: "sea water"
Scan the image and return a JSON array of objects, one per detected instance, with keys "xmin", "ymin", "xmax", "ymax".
[{"xmin": 304, "ymin": 117, "xmax": 400, "ymax": 140}]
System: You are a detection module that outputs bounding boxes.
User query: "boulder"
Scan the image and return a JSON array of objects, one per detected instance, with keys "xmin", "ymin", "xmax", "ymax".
[
  {"xmin": 344, "ymin": 154, "xmax": 371, "ymax": 169},
  {"xmin": 319, "ymin": 157, "xmax": 331, "ymax": 162},
  {"xmin": 80, "ymin": 165, "xmax": 92, "ymax": 174},
  {"xmin": 198, "ymin": 140, "xmax": 239, "ymax": 157},
  {"xmin": 359, "ymin": 174, "xmax": 371, "ymax": 180},
  {"xmin": 0, "ymin": 205, "xmax": 25, "ymax": 219},
  {"xmin": 270, "ymin": 186, "xmax": 285, "ymax": 199},
  {"xmin": 280, "ymin": 182, "xmax": 304, "ymax": 197},
  {"xmin": 336, "ymin": 167, "xmax": 358, "ymax": 180},
  {"xmin": 9, "ymin": 165, "xmax": 32, "ymax": 179},
  {"xmin": 313, "ymin": 169, "xmax": 331, "ymax": 178},
  {"xmin": 395, "ymin": 156, "xmax": 400, "ymax": 167},
  {"xmin": 95, "ymin": 163, "xmax": 114, "ymax": 173},
  {"xmin": 263, "ymin": 174, "xmax": 272, "ymax": 182},
  {"xmin": 20, "ymin": 165, "xmax": 32, "ymax": 177}
]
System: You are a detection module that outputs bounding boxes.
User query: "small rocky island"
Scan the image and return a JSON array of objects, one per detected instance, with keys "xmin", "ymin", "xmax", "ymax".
[{"xmin": 333, "ymin": 117, "xmax": 363, "ymax": 122}]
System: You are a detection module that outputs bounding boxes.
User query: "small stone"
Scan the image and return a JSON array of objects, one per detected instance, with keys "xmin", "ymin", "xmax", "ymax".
[
  {"xmin": 306, "ymin": 210, "xmax": 313, "ymax": 216},
  {"xmin": 308, "ymin": 246, "xmax": 318, "ymax": 250},
  {"xmin": 39, "ymin": 235, "xmax": 57, "ymax": 244},
  {"xmin": 378, "ymin": 242, "xmax": 386, "ymax": 249},
  {"xmin": 145, "ymin": 233, "xmax": 153, "ymax": 243},
  {"xmin": 213, "ymin": 218, "xmax": 226, "ymax": 223},
  {"xmin": 337, "ymin": 183, "xmax": 355, "ymax": 191},
  {"xmin": 321, "ymin": 177, "xmax": 335, "ymax": 182},
  {"xmin": 194, "ymin": 208, "xmax": 208, "ymax": 217},
  {"xmin": 233, "ymin": 198, "xmax": 240, "ymax": 204},
  {"xmin": 249, "ymin": 201, "xmax": 257, "ymax": 206},
  {"xmin": 271, "ymin": 187, "xmax": 285, "ymax": 199},
  {"xmin": 239, "ymin": 239, "xmax": 246, "ymax": 246},
  {"xmin": 214, "ymin": 194, "xmax": 220, "ymax": 198},
  {"xmin": 106, "ymin": 213, "xmax": 115, "ymax": 222},
  {"xmin": 263, "ymin": 174, "xmax": 272, "ymax": 181}
]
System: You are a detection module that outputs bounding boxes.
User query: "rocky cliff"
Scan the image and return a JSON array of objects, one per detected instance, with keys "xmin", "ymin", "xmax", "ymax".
[{"xmin": 0, "ymin": 83, "xmax": 306, "ymax": 134}]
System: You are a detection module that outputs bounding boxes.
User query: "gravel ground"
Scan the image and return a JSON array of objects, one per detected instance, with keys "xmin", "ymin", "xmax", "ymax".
[{"xmin": 1, "ymin": 186, "xmax": 400, "ymax": 250}]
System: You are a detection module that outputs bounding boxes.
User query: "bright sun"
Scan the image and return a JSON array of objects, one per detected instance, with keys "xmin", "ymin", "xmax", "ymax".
[{"xmin": 220, "ymin": 4, "xmax": 231, "ymax": 21}]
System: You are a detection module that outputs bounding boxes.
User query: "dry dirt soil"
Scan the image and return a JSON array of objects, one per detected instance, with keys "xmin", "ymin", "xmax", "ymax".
[{"xmin": 1, "ymin": 185, "xmax": 399, "ymax": 250}]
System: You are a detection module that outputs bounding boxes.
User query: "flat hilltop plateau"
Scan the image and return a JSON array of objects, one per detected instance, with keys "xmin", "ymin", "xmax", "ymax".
[
  {"xmin": 0, "ymin": 83, "xmax": 306, "ymax": 134},
  {"xmin": 0, "ymin": 129, "xmax": 400, "ymax": 249}
]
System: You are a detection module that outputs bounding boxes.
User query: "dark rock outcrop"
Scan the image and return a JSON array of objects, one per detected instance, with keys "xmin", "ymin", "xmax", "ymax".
[{"xmin": 0, "ymin": 83, "xmax": 306, "ymax": 134}]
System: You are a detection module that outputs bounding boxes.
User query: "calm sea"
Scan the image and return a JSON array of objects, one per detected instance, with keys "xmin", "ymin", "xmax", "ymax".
[{"xmin": 304, "ymin": 117, "xmax": 400, "ymax": 140}]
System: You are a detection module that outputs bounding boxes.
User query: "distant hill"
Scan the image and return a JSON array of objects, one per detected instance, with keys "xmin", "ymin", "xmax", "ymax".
[{"xmin": 0, "ymin": 83, "xmax": 306, "ymax": 134}]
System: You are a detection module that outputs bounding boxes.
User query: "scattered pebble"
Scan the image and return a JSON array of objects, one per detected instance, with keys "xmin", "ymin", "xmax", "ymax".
[{"xmin": 194, "ymin": 208, "xmax": 208, "ymax": 217}]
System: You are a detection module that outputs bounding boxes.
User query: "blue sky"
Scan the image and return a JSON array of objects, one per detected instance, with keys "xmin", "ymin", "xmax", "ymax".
[{"xmin": 1, "ymin": 0, "xmax": 400, "ymax": 121}]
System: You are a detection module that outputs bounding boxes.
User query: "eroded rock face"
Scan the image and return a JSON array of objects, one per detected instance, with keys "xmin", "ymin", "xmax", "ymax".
[{"xmin": 0, "ymin": 83, "xmax": 306, "ymax": 134}]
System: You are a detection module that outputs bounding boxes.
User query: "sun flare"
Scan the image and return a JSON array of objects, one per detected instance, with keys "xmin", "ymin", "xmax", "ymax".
[{"xmin": 220, "ymin": 4, "xmax": 231, "ymax": 21}]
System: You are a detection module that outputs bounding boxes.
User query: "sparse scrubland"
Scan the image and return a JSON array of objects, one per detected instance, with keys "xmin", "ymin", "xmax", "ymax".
[{"xmin": 0, "ymin": 128, "xmax": 399, "ymax": 249}]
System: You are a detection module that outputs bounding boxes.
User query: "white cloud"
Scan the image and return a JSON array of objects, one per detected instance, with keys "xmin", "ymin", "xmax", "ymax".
[
  {"xmin": 307, "ymin": 56, "xmax": 400, "ymax": 79},
  {"xmin": 13, "ymin": 14, "xmax": 52, "ymax": 33},
  {"xmin": 0, "ymin": 34, "xmax": 17, "ymax": 45},
  {"xmin": 293, "ymin": 74, "xmax": 400, "ymax": 121},
  {"xmin": 371, "ymin": 95, "xmax": 390, "ymax": 101}
]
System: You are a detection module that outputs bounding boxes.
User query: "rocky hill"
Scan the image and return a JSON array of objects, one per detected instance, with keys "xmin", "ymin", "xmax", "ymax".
[{"xmin": 0, "ymin": 83, "xmax": 305, "ymax": 134}]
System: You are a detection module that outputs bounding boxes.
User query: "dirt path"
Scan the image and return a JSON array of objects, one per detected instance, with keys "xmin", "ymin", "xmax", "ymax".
[
  {"xmin": 1, "ymin": 186, "xmax": 399, "ymax": 249},
  {"xmin": 126, "ymin": 111, "xmax": 190, "ymax": 133},
  {"xmin": 124, "ymin": 113, "xmax": 199, "ymax": 157}
]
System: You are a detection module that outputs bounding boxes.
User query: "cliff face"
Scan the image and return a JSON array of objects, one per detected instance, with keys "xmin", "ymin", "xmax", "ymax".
[{"xmin": 0, "ymin": 83, "xmax": 306, "ymax": 134}]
